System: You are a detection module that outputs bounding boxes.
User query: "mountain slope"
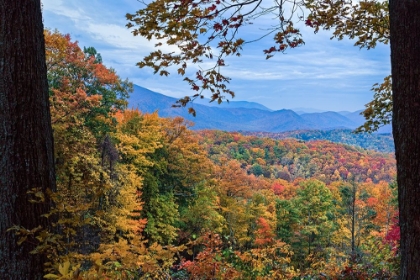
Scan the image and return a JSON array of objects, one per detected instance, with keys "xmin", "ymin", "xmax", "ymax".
[
  {"xmin": 193, "ymin": 97, "xmax": 273, "ymax": 111},
  {"xmin": 300, "ymin": 111, "xmax": 358, "ymax": 129},
  {"xmin": 128, "ymin": 85, "xmax": 314, "ymax": 131},
  {"xmin": 128, "ymin": 85, "xmax": 384, "ymax": 132},
  {"xmin": 243, "ymin": 129, "xmax": 394, "ymax": 153}
]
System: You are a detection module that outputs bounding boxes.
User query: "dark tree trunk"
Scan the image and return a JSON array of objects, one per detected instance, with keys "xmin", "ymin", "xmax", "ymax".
[
  {"xmin": 0, "ymin": 0, "xmax": 55, "ymax": 279},
  {"xmin": 351, "ymin": 183, "xmax": 355, "ymax": 258},
  {"xmin": 389, "ymin": 0, "xmax": 420, "ymax": 278}
]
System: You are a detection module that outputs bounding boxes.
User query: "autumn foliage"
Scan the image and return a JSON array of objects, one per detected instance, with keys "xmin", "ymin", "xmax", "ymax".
[{"xmin": 17, "ymin": 30, "xmax": 400, "ymax": 279}]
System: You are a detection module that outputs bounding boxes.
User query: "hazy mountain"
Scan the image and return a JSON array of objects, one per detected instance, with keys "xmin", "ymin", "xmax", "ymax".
[
  {"xmin": 336, "ymin": 110, "xmax": 353, "ymax": 115},
  {"xmin": 128, "ymin": 85, "xmax": 388, "ymax": 132},
  {"xmin": 343, "ymin": 109, "xmax": 365, "ymax": 122},
  {"xmin": 128, "ymin": 85, "xmax": 178, "ymax": 112},
  {"xmin": 128, "ymin": 85, "xmax": 272, "ymax": 111},
  {"xmin": 193, "ymin": 97, "xmax": 273, "ymax": 111},
  {"xmin": 300, "ymin": 111, "xmax": 358, "ymax": 129},
  {"xmin": 292, "ymin": 107, "xmax": 326, "ymax": 114}
]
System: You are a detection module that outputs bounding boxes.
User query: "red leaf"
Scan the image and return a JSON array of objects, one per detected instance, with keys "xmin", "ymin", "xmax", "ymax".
[
  {"xmin": 208, "ymin": 4, "xmax": 217, "ymax": 11},
  {"xmin": 213, "ymin": 23, "xmax": 223, "ymax": 31}
]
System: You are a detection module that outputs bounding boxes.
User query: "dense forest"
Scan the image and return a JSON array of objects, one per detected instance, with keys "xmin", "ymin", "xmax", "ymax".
[
  {"xmin": 243, "ymin": 130, "xmax": 395, "ymax": 153},
  {"xmin": 17, "ymin": 30, "xmax": 399, "ymax": 279}
]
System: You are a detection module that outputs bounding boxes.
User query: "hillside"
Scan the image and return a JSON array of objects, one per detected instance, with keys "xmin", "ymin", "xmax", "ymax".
[
  {"xmin": 193, "ymin": 96, "xmax": 273, "ymax": 111},
  {"xmin": 128, "ymin": 84, "xmax": 392, "ymax": 133},
  {"xmin": 198, "ymin": 130, "xmax": 396, "ymax": 184},
  {"xmin": 244, "ymin": 129, "xmax": 395, "ymax": 153}
]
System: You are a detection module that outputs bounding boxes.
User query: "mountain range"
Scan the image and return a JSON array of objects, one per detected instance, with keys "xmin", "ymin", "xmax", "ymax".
[{"xmin": 128, "ymin": 85, "xmax": 392, "ymax": 133}]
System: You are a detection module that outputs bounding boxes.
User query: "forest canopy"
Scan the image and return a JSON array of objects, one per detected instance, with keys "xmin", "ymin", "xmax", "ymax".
[{"xmin": 10, "ymin": 30, "xmax": 399, "ymax": 279}]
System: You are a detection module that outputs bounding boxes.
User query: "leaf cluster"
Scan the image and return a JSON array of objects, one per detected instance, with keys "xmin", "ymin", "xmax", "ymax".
[
  {"xmin": 356, "ymin": 75, "xmax": 392, "ymax": 133},
  {"xmin": 306, "ymin": 0, "xmax": 389, "ymax": 49},
  {"xmin": 126, "ymin": 0, "xmax": 308, "ymax": 114}
]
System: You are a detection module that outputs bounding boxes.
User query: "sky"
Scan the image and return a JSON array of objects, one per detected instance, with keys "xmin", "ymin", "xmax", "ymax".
[{"xmin": 41, "ymin": 0, "xmax": 391, "ymax": 112}]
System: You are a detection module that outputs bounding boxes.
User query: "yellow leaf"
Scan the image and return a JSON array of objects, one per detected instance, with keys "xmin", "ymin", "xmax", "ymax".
[
  {"xmin": 43, "ymin": 274, "xmax": 60, "ymax": 279},
  {"xmin": 58, "ymin": 261, "xmax": 70, "ymax": 276},
  {"xmin": 17, "ymin": 236, "xmax": 27, "ymax": 245},
  {"xmin": 177, "ymin": 68, "xmax": 185, "ymax": 75}
]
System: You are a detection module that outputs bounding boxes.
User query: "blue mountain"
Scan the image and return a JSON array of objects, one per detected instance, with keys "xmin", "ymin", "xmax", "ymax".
[{"xmin": 127, "ymin": 85, "xmax": 383, "ymax": 132}]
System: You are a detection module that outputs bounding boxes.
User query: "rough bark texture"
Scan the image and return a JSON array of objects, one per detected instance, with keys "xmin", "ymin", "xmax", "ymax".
[
  {"xmin": 0, "ymin": 0, "xmax": 55, "ymax": 279},
  {"xmin": 389, "ymin": 0, "xmax": 420, "ymax": 278}
]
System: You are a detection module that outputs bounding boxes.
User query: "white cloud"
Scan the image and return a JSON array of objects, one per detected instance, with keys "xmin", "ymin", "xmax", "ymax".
[
  {"xmin": 42, "ymin": 0, "xmax": 391, "ymax": 112},
  {"xmin": 42, "ymin": 0, "xmax": 177, "ymax": 54}
]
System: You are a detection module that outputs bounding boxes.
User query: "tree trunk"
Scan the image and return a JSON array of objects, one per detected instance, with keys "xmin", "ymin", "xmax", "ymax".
[
  {"xmin": 389, "ymin": 0, "xmax": 420, "ymax": 278},
  {"xmin": 0, "ymin": 0, "xmax": 56, "ymax": 279},
  {"xmin": 351, "ymin": 183, "xmax": 355, "ymax": 258}
]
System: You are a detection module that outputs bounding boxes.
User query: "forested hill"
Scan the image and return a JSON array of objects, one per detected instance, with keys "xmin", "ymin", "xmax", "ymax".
[
  {"xmin": 243, "ymin": 129, "xmax": 395, "ymax": 153},
  {"xmin": 198, "ymin": 130, "xmax": 396, "ymax": 184}
]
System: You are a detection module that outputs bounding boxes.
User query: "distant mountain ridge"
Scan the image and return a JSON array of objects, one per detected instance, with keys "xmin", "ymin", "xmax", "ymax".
[
  {"xmin": 128, "ymin": 85, "xmax": 392, "ymax": 133},
  {"xmin": 193, "ymin": 97, "xmax": 273, "ymax": 111}
]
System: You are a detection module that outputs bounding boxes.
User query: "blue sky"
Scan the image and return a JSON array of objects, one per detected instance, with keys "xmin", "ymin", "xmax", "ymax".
[{"xmin": 41, "ymin": 0, "xmax": 390, "ymax": 112}]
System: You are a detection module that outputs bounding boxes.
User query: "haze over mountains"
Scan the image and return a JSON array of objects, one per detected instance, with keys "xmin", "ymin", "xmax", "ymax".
[{"xmin": 128, "ymin": 85, "xmax": 392, "ymax": 133}]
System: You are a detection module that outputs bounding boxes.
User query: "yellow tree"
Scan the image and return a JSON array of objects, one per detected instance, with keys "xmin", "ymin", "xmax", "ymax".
[
  {"xmin": 44, "ymin": 30, "xmax": 133, "ymax": 259},
  {"xmin": 40, "ymin": 31, "xmax": 154, "ymax": 278}
]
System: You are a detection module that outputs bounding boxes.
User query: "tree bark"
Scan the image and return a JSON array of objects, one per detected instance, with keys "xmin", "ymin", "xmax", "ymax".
[
  {"xmin": 389, "ymin": 0, "xmax": 420, "ymax": 278},
  {"xmin": 0, "ymin": 0, "xmax": 55, "ymax": 279}
]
